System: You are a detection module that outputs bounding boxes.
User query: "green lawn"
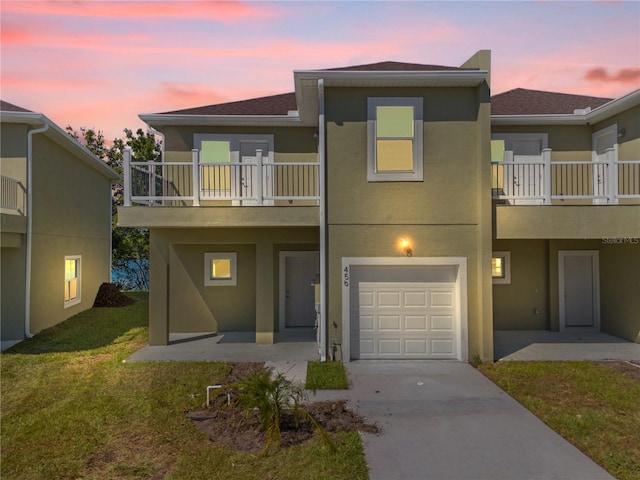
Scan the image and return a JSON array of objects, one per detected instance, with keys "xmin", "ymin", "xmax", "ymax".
[
  {"xmin": 479, "ymin": 361, "xmax": 640, "ymax": 480},
  {"xmin": 306, "ymin": 361, "xmax": 349, "ymax": 390},
  {"xmin": 1, "ymin": 293, "xmax": 368, "ymax": 480}
]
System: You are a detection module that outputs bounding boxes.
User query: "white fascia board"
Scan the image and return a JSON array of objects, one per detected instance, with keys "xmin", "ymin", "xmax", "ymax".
[
  {"xmin": 2, "ymin": 110, "xmax": 119, "ymax": 180},
  {"xmin": 587, "ymin": 88, "xmax": 640, "ymax": 124},
  {"xmin": 293, "ymin": 69, "xmax": 489, "ymax": 86},
  {"xmin": 139, "ymin": 113, "xmax": 308, "ymax": 128}
]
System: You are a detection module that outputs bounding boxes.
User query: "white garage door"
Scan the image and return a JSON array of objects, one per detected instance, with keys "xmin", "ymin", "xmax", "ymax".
[{"xmin": 359, "ymin": 282, "xmax": 458, "ymax": 359}]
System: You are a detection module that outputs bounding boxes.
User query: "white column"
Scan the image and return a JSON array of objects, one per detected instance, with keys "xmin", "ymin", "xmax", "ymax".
[
  {"xmin": 607, "ymin": 146, "xmax": 618, "ymax": 204},
  {"xmin": 542, "ymin": 148, "xmax": 552, "ymax": 205},
  {"xmin": 255, "ymin": 149, "xmax": 263, "ymax": 206},
  {"xmin": 192, "ymin": 149, "xmax": 200, "ymax": 206},
  {"xmin": 123, "ymin": 147, "xmax": 132, "ymax": 207}
]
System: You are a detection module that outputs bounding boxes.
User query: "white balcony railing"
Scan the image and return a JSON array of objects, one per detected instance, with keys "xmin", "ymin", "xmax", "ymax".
[
  {"xmin": 491, "ymin": 147, "xmax": 640, "ymax": 205},
  {"xmin": 123, "ymin": 148, "xmax": 320, "ymax": 207},
  {"xmin": 0, "ymin": 175, "xmax": 26, "ymax": 214}
]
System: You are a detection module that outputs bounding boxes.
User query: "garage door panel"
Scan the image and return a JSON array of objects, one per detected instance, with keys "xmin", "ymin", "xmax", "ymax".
[
  {"xmin": 358, "ymin": 282, "xmax": 458, "ymax": 360},
  {"xmin": 431, "ymin": 315, "xmax": 454, "ymax": 331},
  {"xmin": 378, "ymin": 291, "xmax": 401, "ymax": 307},
  {"xmin": 405, "ymin": 315, "xmax": 428, "ymax": 331},
  {"xmin": 404, "ymin": 291, "xmax": 427, "ymax": 307},
  {"xmin": 360, "ymin": 315, "xmax": 375, "ymax": 331},
  {"xmin": 359, "ymin": 291, "xmax": 375, "ymax": 307},
  {"xmin": 379, "ymin": 338, "xmax": 402, "ymax": 355},
  {"xmin": 405, "ymin": 339, "xmax": 428, "ymax": 355},
  {"xmin": 430, "ymin": 291, "xmax": 454, "ymax": 307},
  {"xmin": 378, "ymin": 315, "xmax": 401, "ymax": 331},
  {"xmin": 431, "ymin": 338, "xmax": 455, "ymax": 355}
]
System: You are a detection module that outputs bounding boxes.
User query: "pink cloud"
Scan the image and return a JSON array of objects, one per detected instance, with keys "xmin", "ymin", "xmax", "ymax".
[
  {"xmin": 1, "ymin": 1, "xmax": 281, "ymax": 23},
  {"xmin": 584, "ymin": 67, "xmax": 640, "ymax": 83}
]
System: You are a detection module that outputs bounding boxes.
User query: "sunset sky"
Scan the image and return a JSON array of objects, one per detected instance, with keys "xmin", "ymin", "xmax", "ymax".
[{"xmin": 2, "ymin": 0, "xmax": 639, "ymax": 141}]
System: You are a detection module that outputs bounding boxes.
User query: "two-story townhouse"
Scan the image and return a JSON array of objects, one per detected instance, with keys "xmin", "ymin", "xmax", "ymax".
[
  {"xmin": 119, "ymin": 50, "xmax": 639, "ymax": 362},
  {"xmin": 490, "ymin": 88, "xmax": 640, "ymax": 344},
  {"xmin": 1, "ymin": 101, "xmax": 119, "ymax": 348}
]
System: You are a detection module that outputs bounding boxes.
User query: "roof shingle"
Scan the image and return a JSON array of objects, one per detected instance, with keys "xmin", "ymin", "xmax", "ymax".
[
  {"xmin": 0, "ymin": 100, "xmax": 33, "ymax": 113},
  {"xmin": 491, "ymin": 88, "xmax": 612, "ymax": 115}
]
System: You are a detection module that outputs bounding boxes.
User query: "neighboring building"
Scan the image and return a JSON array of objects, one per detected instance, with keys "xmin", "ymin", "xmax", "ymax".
[
  {"xmin": 118, "ymin": 50, "xmax": 640, "ymax": 362},
  {"xmin": 1, "ymin": 101, "xmax": 119, "ymax": 347}
]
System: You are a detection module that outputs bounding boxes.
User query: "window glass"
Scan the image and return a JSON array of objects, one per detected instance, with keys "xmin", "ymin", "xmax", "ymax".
[
  {"xmin": 64, "ymin": 256, "xmax": 81, "ymax": 306},
  {"xmin": 376, "ymin": 140, "xmax": 414, "ymax": 171},
  {"xmin": 212, "ymin": 259, "xmax": 232, "ymax": 279},
  {"xmin": 376, "ymin": 106, "xmax": 414, "ymax": 138},
  {"xmin": 491, "ymin": 257, "xmax": 504, "ymax": 278},
  {"xmin": 491, "ymin": 140, "xmax": 505, "ymax": 162},
  {"xmin": 201, "ymin": 141, "xmax": 230, "ymax": 163}
]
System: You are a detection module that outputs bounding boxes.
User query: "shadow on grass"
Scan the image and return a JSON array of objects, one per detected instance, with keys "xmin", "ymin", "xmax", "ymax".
[{"xmin": 2, "ymin": 292, "xmax": 149, "ymax": 355}]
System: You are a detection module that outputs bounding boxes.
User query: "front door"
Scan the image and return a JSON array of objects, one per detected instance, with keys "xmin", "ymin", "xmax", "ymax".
[
  {"xmin": 559, "ymin": 251, "xmax": 600, "ymax": 330},
  {"xmin": 592, "ymin": 125, "xmax": 617, "ymax": 204},
  {"xmin": 284, "ymin": 254, "xmax": 318, "ymax": 328}
]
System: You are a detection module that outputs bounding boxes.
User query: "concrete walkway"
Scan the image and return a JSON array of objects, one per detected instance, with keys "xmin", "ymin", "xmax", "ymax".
[
  {"xmin": 495, "ymin": 330, "xmax": 640, "ymax": 361},
  {"xmin": 312, "ymin": 361, "xmax": 615, "ymax": 480}
]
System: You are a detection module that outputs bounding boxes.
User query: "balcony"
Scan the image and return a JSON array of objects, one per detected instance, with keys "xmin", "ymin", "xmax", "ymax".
[
  {"xmin": 491, "ymin": 147, "xmax": 640, "ymax": 205},
  {"xmin": 122, "ymin": 148, "xmax": 320, "ymax": 207},
  {"xmin": 0, "ymin": 175, "xmax": 26, "ymax": 215}
]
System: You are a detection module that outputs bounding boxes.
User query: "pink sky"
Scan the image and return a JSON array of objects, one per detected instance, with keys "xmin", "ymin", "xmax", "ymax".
[{"xmin": 2, "ymin": 1, "xmax": 639, "ymax": 141}]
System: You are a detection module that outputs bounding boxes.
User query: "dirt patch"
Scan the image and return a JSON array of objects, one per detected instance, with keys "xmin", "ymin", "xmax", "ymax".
[
  {"xmin": 601, "ymin": 360, "xmax": 640, "ymax": 383},
  {"xmin": 93, "ymin": 283, "xmax": 135, "ymax": 308},
  {"xmin": 188, "ymin": 363, "xmax": 378, "ymax": 453}
]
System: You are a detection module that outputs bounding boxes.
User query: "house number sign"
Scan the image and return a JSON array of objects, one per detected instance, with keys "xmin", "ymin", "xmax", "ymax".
[{"xmin": 343, "ymin": 266, "xmax": 350, "ymax": 287}]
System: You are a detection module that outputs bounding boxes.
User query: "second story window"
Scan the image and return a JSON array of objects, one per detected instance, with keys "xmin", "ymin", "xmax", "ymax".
[{"xmin": 367, "ymin": 97, "xmax": 423, "ymax": 182}]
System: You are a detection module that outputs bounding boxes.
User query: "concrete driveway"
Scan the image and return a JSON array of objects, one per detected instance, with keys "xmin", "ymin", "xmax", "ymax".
[{"xmin": 312, "ymin": 361, "xmax": 614, "ymax": 480}]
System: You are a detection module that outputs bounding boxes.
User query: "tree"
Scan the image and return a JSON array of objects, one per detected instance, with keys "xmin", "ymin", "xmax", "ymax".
[{"xmin": 66, "ymin": 126, "xmax": 162, "ymax": 290}]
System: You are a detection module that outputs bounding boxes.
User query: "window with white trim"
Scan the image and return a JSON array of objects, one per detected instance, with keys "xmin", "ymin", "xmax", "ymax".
[
  {"xmin": 492, "ymin": 251, "xmax": 511, "ymax": 284},
  {"xmin": 204, "ymin": 252, "xmax": 237, "ymax": 286},
  {"xmin": 64, "ymin": 256, "xmax": 81, "ymax": 307},
  {"xmin": 367, "ymin": 97, "xmax": 423, "ymax": 182}
]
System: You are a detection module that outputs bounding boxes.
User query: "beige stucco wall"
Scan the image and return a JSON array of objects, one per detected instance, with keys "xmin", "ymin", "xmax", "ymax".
[
  {"xmin": 324, "ymin": 85, "xmax": 494, "ymax": 361},
  {"xmin": 148, "ymin": 227, "xmax": 319, "ymax": 345},
  {"xmin": 28, "ymin": 133, "xmax": 112, "ymax": 334},
  {"xmin": 492, "ymin": 238, "xmax": 640, "ymax": 343},
  {"xmin": 492, "ymin": 240, "xmax": 549, "ymax": 330}
]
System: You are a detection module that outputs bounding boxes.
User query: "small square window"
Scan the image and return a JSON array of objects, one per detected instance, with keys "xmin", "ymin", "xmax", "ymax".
[
  {"xmin": 492, "ymin": 251, "xmax": 511, "ymax": 284},
  {"xmin": 64, "ymin": 256, "xmax": 81, "ymax": 307},
  {"xmin": 204, "ymin": 252, "xmax": 237, "ymax": 286}
]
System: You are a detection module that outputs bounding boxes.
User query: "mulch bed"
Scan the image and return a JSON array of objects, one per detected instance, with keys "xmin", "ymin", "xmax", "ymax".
[
  {"xmin": 93, "ymin": 283, "xmax": 135, "ymax": 307},
  {"xmin": 188, "ymin": 363, "xmax": 378, "ymax": 453}
]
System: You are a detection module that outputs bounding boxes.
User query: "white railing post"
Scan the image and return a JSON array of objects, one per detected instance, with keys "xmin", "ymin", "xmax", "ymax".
[
  {"xmin": 123, "ymin": 147, "xmax": 132, "ymax": 207},
  {"xmin": 192, "ymin": 149, "xmax": 200, "ymax": 206},
  {"xmin": 607, "ymin": 145, "xmax": 618, "ymax": 204},
  {"xmin": 542, "ymin": 148, "xmax": 552, "ymax": 205},
  {"xmin": 255, "ymin": 149, "xmax": 263, "ymax": 206},
  {"xmin": 148, "ymin": 163, "xmax": 156, "ymax": 199}
]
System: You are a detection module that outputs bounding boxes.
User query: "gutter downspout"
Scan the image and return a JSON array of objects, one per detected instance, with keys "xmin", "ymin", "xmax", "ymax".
[
  {"xmin": 25, "ymin": 122, "xmax": 50, "ymax": 338},
  {"xmin": 318, "ymin": 79, "xmax": 327, "ymax": 362}
]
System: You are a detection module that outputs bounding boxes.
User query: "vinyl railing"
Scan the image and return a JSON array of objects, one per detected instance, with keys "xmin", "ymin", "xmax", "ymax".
[
  {"xmin": 123, "ymin": 148, "xmax": 320, "ymax": 206},
  {"xmin": 0, "ymin": 175, "xmax": 26, "ymax": 214},
  {"xmin": 491, "ymin": 146, "xmax": 640, "ymax": 205}
]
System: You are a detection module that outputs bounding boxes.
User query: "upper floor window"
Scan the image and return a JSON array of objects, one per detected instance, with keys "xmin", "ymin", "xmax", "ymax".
[
  {"xmin": 64, "ymin": 256, "xmax": 81, "ymax": 307},
  {"xmin": 367, "ymin": 97, "xmax": 423, "ymax": 182}
]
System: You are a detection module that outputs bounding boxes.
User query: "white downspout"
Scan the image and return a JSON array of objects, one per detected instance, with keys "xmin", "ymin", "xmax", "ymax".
[
  {"xmin": 318, "ymin": 79, "xmax": 327, "ymax": 362},
  {"xmin": 25, "ymin": 122, "xmax": 50, "ymax": 338}
]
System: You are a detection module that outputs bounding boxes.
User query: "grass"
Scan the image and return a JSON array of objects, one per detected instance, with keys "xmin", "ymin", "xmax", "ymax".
[
  {"xmin": 479, "ymin": 361, "xmax": 640, "ymax": 480},
  {"xmin": 306, "ymin": 361, "xmax": 349, "ymax": 390},
  {"xmin": 1, "ymin": 292, "xmax": 368, "ymax": 480}
]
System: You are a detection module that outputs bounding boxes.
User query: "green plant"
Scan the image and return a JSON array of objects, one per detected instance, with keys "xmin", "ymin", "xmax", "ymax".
[
  {"xmin": 470, "ymin": 353, "xmax": 483, "ymax": 367},
  {"xmin": 234, "ymin": 368, "xmax": 334, "ymax": 453},
  {"xmin": 306, "ymin": 361, "xmax": 349, "ymax": 390}
]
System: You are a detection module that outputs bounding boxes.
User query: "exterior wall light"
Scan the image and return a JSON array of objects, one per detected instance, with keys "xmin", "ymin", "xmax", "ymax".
[{"xmin": 401, "ymin": 238, "xmax": 413, "ymax": 257}]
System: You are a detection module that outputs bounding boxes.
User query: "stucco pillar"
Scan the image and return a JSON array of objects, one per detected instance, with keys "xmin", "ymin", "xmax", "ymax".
[
  {"xmin": 148, "ymin": 232, "xmax": 169, "ymax": 345},
  {"xmin": 255, "ymin": 241, "xmax": 274, "ymax": 344}
]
